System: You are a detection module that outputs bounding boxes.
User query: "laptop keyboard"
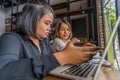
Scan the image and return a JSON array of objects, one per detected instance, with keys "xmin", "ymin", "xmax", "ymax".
[{"xmin": 61, "ymin": 63, "xmax": 97, "ymax": 78}]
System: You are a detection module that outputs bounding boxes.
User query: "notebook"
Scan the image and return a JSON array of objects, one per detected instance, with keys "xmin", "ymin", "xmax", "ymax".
[{"xmin": 49, "ymin": 16, "xmax": 120, "ymax": 80}]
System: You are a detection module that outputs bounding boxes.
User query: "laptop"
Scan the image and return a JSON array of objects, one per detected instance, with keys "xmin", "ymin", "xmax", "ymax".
[{"xmin": 49, "ymin": 16, "xmax": 120, "ymax": 80}]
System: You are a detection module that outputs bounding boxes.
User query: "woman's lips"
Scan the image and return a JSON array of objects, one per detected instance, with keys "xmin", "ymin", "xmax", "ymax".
[
  {"xmin": 45, "ymin": 32, "xmax": 49, "ymax": 36},
  {"xmin": 64, "ymin": 35, "xmax": 69, "ymax": 37}
]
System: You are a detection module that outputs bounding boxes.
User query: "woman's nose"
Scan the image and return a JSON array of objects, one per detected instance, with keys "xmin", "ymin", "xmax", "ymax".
[
  {"xmin": 65, "ymin": 30, "xmax": 68, "ymax": 33},
  {"xmin": 47, "ymin": 25, "xmax": 51, "ymax": 31}
]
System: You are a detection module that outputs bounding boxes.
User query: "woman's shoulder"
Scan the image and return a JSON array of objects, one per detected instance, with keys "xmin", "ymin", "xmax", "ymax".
[
  {"xmin": 53, "ymin": 38, "xmax": 61, "ymax": 42},
  {"xmin": 0, "ymin": 32, "xmax": 21, "ymax": 42},
  {"xmin": 53, "ymin": 38, "xmax": 64, "ymax": 45},
  {"xmin": 1, "ymin": 32, "xmax": 17, "ymax": 37}
]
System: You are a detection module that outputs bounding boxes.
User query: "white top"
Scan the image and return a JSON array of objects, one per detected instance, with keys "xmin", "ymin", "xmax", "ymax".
[{"xmin": 52, "ymin": 38, "xmax": 70, "ymax": 51}]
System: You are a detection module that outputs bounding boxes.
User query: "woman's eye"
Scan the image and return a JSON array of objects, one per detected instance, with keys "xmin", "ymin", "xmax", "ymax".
[
  {"xmin": 45, "ymin": 22, "xmax": 52, "ymax": 26},
  {"xmin": 67, "ymin": 29, "xmax": 70, "ymax": 31},
  {"xmin": 45, "ymin": 23, "xmax": 49, "ymax": 25}
]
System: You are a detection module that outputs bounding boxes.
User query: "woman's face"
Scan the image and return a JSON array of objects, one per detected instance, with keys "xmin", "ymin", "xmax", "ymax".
[
  {"xmin": 58, "ymin": 23, "xmax": 70, "ymax": 41},
  {"xmin": 36, "ymin": 12, "xmax": 53, "ymax": 39}
]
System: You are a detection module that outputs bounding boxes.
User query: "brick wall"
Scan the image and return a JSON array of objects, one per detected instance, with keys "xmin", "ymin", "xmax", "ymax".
[{"xmin": 96, "ymin": 0, "xmax": 105, "ymax": 49}]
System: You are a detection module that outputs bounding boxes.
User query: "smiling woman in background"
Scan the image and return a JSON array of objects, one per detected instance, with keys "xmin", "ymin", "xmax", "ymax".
[
  {"xmin": 0, "ymin": 1, "xmax": 99, "ymax": 80},
  {"xmin": 52, "ymin": 19, "xmax": 72, "ymax": 51}
]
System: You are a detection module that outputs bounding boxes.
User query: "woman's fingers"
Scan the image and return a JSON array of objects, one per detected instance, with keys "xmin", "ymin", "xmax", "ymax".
[
  {"xmin": 69, "ymin": 38, "xmax": 80, "ymax": 46},
  {"xmin": 84, "ymin": 43, "xmax": 96, "ymax": 47},
  {"xmin": 84, "ymin": 52, "xmax": 97, "ymax": 55},
  {"xmin": 79, "ymin": 46, "xmax": 101, "ymax": 52},
  {"xmin": 59, "ymin": 39, "xmax": 100, "ymax": 65}
]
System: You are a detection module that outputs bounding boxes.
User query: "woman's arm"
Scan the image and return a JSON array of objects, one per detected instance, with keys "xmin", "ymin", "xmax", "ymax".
[
  {"xmin": 0, "ymin": 33, "xmax": 60, "ymax": 80},
  {"xmin": 54, "ymin": 38, "xmax": 99, "ymax": 65}
]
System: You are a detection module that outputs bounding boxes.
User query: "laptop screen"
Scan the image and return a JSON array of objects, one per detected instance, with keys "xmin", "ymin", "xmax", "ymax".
[{"xmin": 93, "ymin": 16, "xmax": 120, "ymax": 80}]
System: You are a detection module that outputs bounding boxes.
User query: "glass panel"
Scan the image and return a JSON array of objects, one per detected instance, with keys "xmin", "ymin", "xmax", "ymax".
[{"xmin": 102, "ymin": 0, "xmax": 120, "ymax": 70}]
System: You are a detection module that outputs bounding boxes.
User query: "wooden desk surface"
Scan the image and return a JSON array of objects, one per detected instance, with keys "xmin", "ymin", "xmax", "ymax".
[{"xmin": 42, "ymin": 75, "xmax": 68, "ymax": 80}]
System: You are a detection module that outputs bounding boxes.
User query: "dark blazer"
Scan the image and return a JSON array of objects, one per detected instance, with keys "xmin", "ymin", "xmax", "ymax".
[{"xmin": 0, "ymin": 32, "xmax": 60, "ymax": 80}]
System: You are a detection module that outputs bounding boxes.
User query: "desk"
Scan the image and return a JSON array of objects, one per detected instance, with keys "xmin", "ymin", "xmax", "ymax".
[
  {"xmin": 96, "ymin": 67, "xmax": 120, "ymax": 80},
  {"xmin": 42, "ymin": 75, "xmax": 68, "ymax": 80},
  {"xmin": 42, "ymin": 67, "xmax": 120, "ymax": 80}
]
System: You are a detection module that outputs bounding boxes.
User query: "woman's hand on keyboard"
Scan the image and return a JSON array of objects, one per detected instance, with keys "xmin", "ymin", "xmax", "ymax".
[{"xmin": 54, "ymin": 38, "xmax": 100, "ymax": 65}]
